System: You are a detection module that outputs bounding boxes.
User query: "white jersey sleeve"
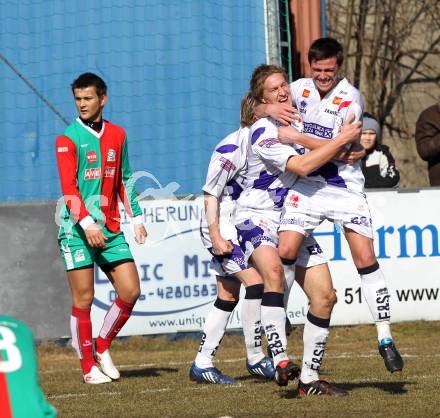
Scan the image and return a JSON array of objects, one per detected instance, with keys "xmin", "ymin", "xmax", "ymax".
[
  {"xmin": 250, "ymin": 118, "xmax": 297, "ymax": 173},
  {"xmin": 202, "ymin": 128, "xmax": 249, "ymax": 198}
]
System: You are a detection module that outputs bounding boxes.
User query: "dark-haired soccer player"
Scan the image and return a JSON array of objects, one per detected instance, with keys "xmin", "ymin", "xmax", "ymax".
[
  {"xmin": 55, "ymin": 73, "xmax": 147, "ymax": 384},
  {"xmin": 261, "ymin": 38, "xmax": 404, "ymax": 377}
]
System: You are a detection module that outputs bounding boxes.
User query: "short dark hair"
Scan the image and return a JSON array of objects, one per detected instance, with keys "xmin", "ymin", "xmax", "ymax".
[
  {"xmin": 71, "ymin": 73, "xmax": 107, "ymax": 97},
  {"xmin": 308, "ymin": 37, "xmax": 344, "ymax": 67},
  {"xmin": 250, "ymin": 64, "xmax": 287, "ymax": 103}
]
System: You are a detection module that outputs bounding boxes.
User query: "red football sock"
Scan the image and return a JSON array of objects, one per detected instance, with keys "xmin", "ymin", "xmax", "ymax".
[
  {"xmin": 70, "ymin": 306, "xmax": 96, "ymax": 375},
  {"xmin": 95, "ymin": 297, "xmax": 135, "ymax": 353}
]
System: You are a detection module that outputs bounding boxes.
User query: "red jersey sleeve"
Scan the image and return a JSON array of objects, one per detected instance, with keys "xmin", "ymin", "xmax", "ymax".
[{"xmin": 55, "ymin": 135, "xmax": 91, "ymax": 223}]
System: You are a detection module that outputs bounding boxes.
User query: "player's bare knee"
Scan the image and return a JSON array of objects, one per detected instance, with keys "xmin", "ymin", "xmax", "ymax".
[
  {"xmin": 263, "ymin": 264, "xmax": 284, "ymax": 290},
  {"xmin": 73, "ymin": 291, "xmax": 94, "ymax": 308},
  {"xmin": 278, "ymin": 243, "xmax": 297, "ymax": 260},
  {"xmin": 354, "ymin": 253, "xmax": 377, "ymax": 269},
  {"xmin": 324, "ymin": 289, "xmax": 337, "ymax": 310}
]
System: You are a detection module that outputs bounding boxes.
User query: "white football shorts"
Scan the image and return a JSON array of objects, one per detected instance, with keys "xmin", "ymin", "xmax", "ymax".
[{"xmin": 279, "ymin": 177, "xmax": 374, "ymax": 239}]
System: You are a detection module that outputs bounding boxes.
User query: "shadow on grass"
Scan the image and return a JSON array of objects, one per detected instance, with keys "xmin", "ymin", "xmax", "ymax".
[
  {"xmin": 338, "ymin": 380, "xmax": 411, "ymax": 394},
  {"xmin": 280, "ymin": 380, "xmax": 412, "ymax": 399},
  {"xmin": 235, "ymin": 375, "xmax": 274, "ymax": 384},
  {"xmin": 120, "ymin": 367, "xmax": 178, "ymax": 378}
]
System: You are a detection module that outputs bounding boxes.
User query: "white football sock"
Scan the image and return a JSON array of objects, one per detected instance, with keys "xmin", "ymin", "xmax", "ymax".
[
  {"xmin": 359, "ymin": 263, "xmax": 392, "ymax": 342},
  {"xmin": 300, "ymin": 312, "xmax": 330, "ymax": 384},
  {"xmin": 194, "ymin": 300, "xmax": 236, "ymax": 369},
  {"xmin": 261, "ymin": 292, "xmax": 288, "ymax": 366}
]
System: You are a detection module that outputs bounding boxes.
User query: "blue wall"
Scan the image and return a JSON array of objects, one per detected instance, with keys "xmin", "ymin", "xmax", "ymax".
[{"xmin": 0, "ymin": 0, "xmax": 266, "ymax": 200}]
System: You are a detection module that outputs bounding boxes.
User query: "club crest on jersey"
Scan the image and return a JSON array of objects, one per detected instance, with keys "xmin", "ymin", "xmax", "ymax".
[
  {"xmin": 332, "ymin": 96, "xmax": 342, "ymax": 105},
  {"xmin": 302, "ymin": 89, "xmax": 310, "ymax": 98},
  {"xmin": 86, "ymin": 151, "xmax": 97, "ymax": 164},
  {"xmin": 299, "ymin": 100, "xmax": 308, "ymax": 114},
  {"xmin": 84, "ymin": 168, "xmax": 101, "ymax": 180},
  {"xmin": 57, "ymin": 146, "xmax": 68, "ymax": 153},
  {"xmin": 107, "ymin": 149, "xmax": 116, "ymax": 162}
]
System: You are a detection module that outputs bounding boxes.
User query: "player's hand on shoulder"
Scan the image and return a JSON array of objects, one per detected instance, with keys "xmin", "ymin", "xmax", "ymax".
[
  {"xmin": 212, "ymin": 236, "xmax": 234, "ymax": 256},
  {"xmin": 278, "ymin": 125, "xmax": 300, "ymax": 144},
  {"xmin": 85, "ymin": 223, "xmax": 108, "ymax": 248},
  {"xmin": 339, "ymin": 114, "xmax": 361, "ymax": 144},
  {"xmin": 134, "ymin": 223, "xmax": 148, "ymax": 244},
  {"xmin": 264, "ymin": 103, "xmax": 299, "ymax": 126}
]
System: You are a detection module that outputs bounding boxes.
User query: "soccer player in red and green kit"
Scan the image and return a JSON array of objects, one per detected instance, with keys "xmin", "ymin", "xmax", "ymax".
[
  {"xmin": 55, "ymin": 73, "xmax": 147, "ymax": 384},
  {"xmin": 0, "ymin": 315, "xmax": 57, "ymax": 417}
]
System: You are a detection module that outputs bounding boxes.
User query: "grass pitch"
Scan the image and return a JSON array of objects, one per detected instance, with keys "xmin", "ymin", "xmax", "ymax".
[{"xmin": 39, "ymin": 321, "xmax": 440, "ymax": 418}]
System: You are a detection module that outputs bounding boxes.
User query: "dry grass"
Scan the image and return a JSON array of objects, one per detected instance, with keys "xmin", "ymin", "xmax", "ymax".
[{"xmin": 38, "ymin": 321, "xmax": 440, "ymax": 418}]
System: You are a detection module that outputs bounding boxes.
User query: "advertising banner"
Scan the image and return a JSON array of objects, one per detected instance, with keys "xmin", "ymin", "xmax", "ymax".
[{"xmin": 91, "ymin": 189, "xmax": 440, "ymax": 336}]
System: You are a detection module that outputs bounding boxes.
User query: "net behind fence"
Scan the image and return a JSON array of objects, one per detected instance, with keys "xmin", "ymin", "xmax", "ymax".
[{"xmin": 0, "ymin": 0, "xmax": 267, "ymax": 201}]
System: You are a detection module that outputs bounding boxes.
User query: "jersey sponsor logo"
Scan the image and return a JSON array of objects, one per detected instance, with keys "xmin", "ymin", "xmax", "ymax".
[
  {"xmin": 57, "ymin": 146, "xmax": 68, "ymax": 152},
  {"xmin": 87, "ymin": 151, "xmax": 97, "ymax": 164},
  {"xmin": 307, "ymin": 243, "xmax": 323, "ymax": 255},
  {"xmin": 107, "ymin": 148, "xmax": 116, "ymax": 162},
  {"xmin": 81, "ymin": 143, "xmax": 89, "ymax": 148},
  {"xmin": 257, "ymin": 137, "xmax": 279, "ymax": 148},
  {"xmin": 302, "ymin": 89, "xmax": 310, "ymax": 97},
  {"xmin": 324, "ymin": 108, "xmax": 338, "ymax": 116},
  {"xmin": 104, "ymin": 166, "xmax": 116, "ymax": 178},
  {"xmin": 285, "ymin": 194, "xmax": 300, "ymax": 208},
  {"xmin": 332, "ymin": 96, "xmax": 342, "ymax": 105},
  {"xmin": 350, "ymin": 216, "xmax": 371, "ymax": 227},
  {"xmin": 84, "ymin": 168, "xmax": 101, "ymax": 180},
  {"xmin": 219, "ymin": 156, "xmax": 236, "ymax": 172},
  {"xmin": 338, "ymin": 100, "xmax": 352, "ymax": 111},
  {"xmin": 303, "ymin": 122, "xmax": 333, "ymax": 139}
]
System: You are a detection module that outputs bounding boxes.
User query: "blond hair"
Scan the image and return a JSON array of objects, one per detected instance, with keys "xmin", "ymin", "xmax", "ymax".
[
  {"xmin": 250, "ymin": 64, "xmax": 288, "ymax": 103},
  {"xmin": 240, "ymin": 91, "xmax": 258, "ymax": 127}
]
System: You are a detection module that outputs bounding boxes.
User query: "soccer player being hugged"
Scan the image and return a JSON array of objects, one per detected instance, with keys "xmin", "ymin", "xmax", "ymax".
[
  {"xmin": 235, "ymin": 64, "xmax": 361, "ymax": 388},
  {"xmin": 261, "ymin": 38, "xmax": 404, "ymax": 373},
  {"xmin": 55, "ymin": 73, "xmax": 147, "ymax": 384}
]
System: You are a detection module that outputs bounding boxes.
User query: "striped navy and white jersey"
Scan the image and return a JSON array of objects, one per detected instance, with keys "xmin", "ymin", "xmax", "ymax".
[
  {"xmin": 235, "ymin": 117, "xmax": 298, "ymax": 224},
  {"xmin": 200, "ymin": 128, "xmax": 250, "ymax": 245},
  {"xmin": 290, "ymin": 77, "xmax": 365, "ymax": 192}
]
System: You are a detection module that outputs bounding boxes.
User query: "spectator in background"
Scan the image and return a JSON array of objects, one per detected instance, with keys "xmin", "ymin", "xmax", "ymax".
[
  {"xmin": 360, "ymin": 113, "xmax": 400, "ymax": 188},
  {"xmin": 415, "ymin": 102, "xmax": 440, "ymax": 186}
]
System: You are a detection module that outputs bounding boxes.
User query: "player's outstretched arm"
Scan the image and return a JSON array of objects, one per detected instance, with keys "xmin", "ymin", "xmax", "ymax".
[
  {"xmin": 204, "ymin": 192, "xmax": 233, "ymax": 256},
  {"xmin": 278, "ymin": 125, "xmax": 327, "ymax": 149},
  {"xmin": 278, "ymin": 126, "xmax": 366, "ymax": 164},
  {"xmin": 285, "ymin": 115, "xmax": 361, "ymax": 176}
]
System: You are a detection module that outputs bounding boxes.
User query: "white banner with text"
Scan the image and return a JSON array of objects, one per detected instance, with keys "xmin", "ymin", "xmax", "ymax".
[{"xmin": 91, "ymin": 189, "xmax": 440, "ymax": 336}]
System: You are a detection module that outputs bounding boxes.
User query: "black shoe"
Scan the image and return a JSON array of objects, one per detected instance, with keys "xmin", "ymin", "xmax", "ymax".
[
  {"xmin": 378, "ymin": 338, "xmax": 404, "ymax": 373},
  {"xmin": 275, "ymin": 360, "xmax": 301, "ymax": 386},
  {"xmin": 298, "ymin": 380, "xmax": 348, "ymax": 396}
]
